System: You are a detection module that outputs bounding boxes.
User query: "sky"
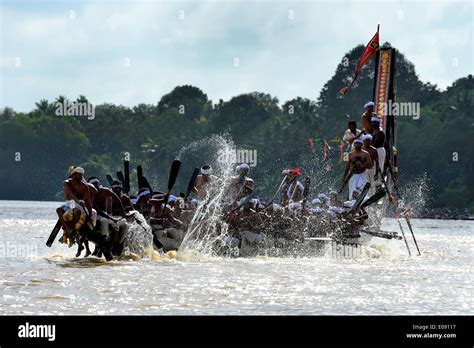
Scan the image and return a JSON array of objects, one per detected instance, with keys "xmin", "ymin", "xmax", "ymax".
[{"xmin": 1, "ymin": 0, "xmax": 472, "ymax": 112}]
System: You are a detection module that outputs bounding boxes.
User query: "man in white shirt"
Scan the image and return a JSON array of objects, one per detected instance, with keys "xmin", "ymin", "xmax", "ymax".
[{"xmin": 342, "ymin": 120, "xmax": 363, "ymax": 150}]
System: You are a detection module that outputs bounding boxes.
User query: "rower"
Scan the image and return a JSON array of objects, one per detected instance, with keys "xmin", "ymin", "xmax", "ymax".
[
  {"xmin": 318, "ymin": 193, "xmax": 330, "ymax": 207},
  {"xmin": 149, "ymin": 193, "xmax": 184, "ymax": 247},
  {"xmin": 309, "ymin": 198, "xmax": 323, "ymax": 213},
  {"xmin": 341, "ymin": 139, "xmax": 372, "ymax": 200},
  {"xmin": 133, "ymin": 188, "xmax": 152, "ymax": 216},
  {"xmin": 361, "ymin": 101, "xmax": 375, "ymax": 134},
  {"xmin": 75, "ymin": 182, "xmax": 99, "ymax": 257},
  {"xmin": 362, "ymin": 134, "xmax": 381, "ymax": 192},
  {"xmin": 370, "ymin": 116, "xmax": 386, "ymax": 174},
  {"xmin": 342, "ymin": 121, "xmax": 363, "ymax": 149},
  {"xmin": 56, "ymin": 166, "xmax": 92, "ymax": 247},
  {"xmin": 329, "ymin": 190, "xmax": 343, "ymax": 208},
  {"xmin": 193, "ymin": 165, "xmax": 221, "ymax": 201},
  {"xmin": 281, "ymin": 169, "xmax": 304, "ymax": 206},
  {"xmin": 222, "ymin": 163, "xmax": 254, "ymax": 205},
  {"xmin": 111, "ymin": 180, "xmax": 133, "ymax": 212},
  {"xmin": 87, "ymin": 177, "xmax": 128, "ymax": 256}
]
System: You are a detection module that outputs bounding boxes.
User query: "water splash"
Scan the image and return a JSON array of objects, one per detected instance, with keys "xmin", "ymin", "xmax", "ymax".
[
  {"xmin": 178, "ymin": 134, "xmax": 237, "ymax": 257},
  {"xmin": 121, "ymin": 211, "xmax": 153, "ymax": 258},
  {"xmin": 398, "ymin": 173, "xmax": 430, "ymax": 214}
]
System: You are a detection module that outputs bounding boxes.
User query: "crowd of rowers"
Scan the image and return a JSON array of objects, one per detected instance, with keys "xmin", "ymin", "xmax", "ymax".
[{"xmin": 55, "ymin": 100, "xmax": 396, "ymax": 258}]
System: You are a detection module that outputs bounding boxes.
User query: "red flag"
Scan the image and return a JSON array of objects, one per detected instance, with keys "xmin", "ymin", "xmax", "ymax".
[{"xmin": 340, "ymin": 25, "xmax": 380, "ymax": 95}]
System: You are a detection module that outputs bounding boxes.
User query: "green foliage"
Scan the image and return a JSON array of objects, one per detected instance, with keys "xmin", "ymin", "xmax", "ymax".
[{"xmin": 0, "ymin": 47, "xmax": 472, "ymax": 210}]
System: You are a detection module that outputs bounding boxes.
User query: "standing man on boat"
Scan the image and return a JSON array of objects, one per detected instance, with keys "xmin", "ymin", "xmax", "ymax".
[
  {"xmin": 281, "ymin": 169, "xmax": 304, "ymax": 206},
  {"xmin": 342, "ymin": 121, "xmax": 363, "ymax": 149},
  {"xmin": 370, "ymin": 116, "xmax": 386, "ymax": 174},
  {"xmin": 362, "ymin": 134, "xmax": 381, "ymax": 191},
  {"xmin": 361, "ymin": 101, "xmax": 375, "ymax": 134},
  {"xmin": 222, "ymin": 163, "xmax": 254, "ymax": 205},
  {"xmin": 341, "ymin": 139, "xmax": 372, "ymax": 200}
]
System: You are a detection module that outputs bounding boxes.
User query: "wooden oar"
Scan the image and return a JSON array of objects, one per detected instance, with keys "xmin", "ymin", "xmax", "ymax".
[
  {"xmin": 106, "ymin": 175, "xmax": 114, "ymax": 187},
  {"xmin": 185, "ymin": 167, "xmax": 200, "ymax": 198},
  {"xmin": 360, "ymin": 188, "xmax": 386, "ymax": 208},
  {"xmin": 46, "ymin": 219, "xmax": 62, "ymax": 247},
  {"xmin": 116, "ymin": 171, "xmax": 125, "ymax": 184},
  {"xmin": 397, "ymin": 219, "xmax": 412, "ymax": 256},
  {"xmin": 349, "ymin": 182, "xmax": 371, "ymax": 214},
  {"xmin": 124, "ymin": 160, "xmax": 130, "ymax": 194},
  {"xmin": 160, "ymin": 160, "xmax": 181, "ymax": 218},
  {"xmin": 338, "ymin": 171, "xmax": 353, "ymax": 194},
  {"xmin": 379, "ymin": 172, "xmax": 397, "ymax": 208},
  {"xmin": 404, "ymin": 215, "xmax": 421, "ymax": 256},
  {"xmin": 137, "ymin": 165, "xmax": 153, "ymax": 192},
  {"xmin": 301, "ymin": 176, "xmax": 311, "ymax": 213}
]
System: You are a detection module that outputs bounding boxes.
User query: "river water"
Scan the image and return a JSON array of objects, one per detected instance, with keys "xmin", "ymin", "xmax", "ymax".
[{"xmin": 0, "ymin": 200, "xmax": 472, "ymax": 315}]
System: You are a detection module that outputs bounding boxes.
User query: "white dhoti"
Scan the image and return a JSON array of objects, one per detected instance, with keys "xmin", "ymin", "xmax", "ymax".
[
  {"xmin": 376, "ymin": 147, "xmax": 386, "ymax": 173},
  {"xmin": 91, "ymin": 209, "xmax": 97, "ymax": 227},
  {"xmin": 367, "ymin": 167, "xmax": 382, "ymax": 194},
  {"xmin": 348, "ymin": 172, "xmax": 368, "ymax": 200}
]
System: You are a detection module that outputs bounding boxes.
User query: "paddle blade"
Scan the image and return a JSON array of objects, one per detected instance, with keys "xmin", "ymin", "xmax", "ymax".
[
  {"xmin": 167, "ymin": 160, "xmax": 181, "ymax": 191},
  {"xmin": 136, "ymin": 165, "xmax": 143, "ymax": 187},
  {"xmin": 302, "ymin": 176, "xmax": 311, "ymax": 204},
  {"xmin": 105, "ymin": 175, "xmax": 114, "ymax": 187},
  {"xmin": 124, "ymin": 160, "xmax": 130, "ymax": 193},
  {"xmin": 350, "ymin": 182, "xmax": 371, "ymax": 213},
  {"xmin": 46, "ymin": 219, "xmax": 62, "ymax": 247},
  {"xmin": 117, "ymin": 171, "xmax": 125, "ymax": 183},
  {"xmin": 360, "ymin": 189, "xmax": 386, "ymax": 208},
  {"xmin": 186, "ymin": 167, "xmax": 200, "ymax": 197}
]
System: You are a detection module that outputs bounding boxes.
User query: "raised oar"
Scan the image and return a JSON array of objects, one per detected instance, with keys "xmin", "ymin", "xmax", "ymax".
[
  {"xmin": 137, "ymin": 165, "xmax": 143, "ymax": 187},
  {"xmin": 124, "ymin": 160, "xmax": 130, "ymax": 194},
  {"xmin": 137, "ymin": 165, "xmax": 153, "ymax": 192},
  {"xmin": 338, "ymin": 171, "xmax": 353, "ymax": 194},
  {"xmin": 106, "ymin": 174, "xmax": 114, "ymax": 187},
  {"xmin": 397, "ymin": 219, "xmax": 412, "ymax": 256},
  {"xmin": 46, "ymin": 219, "xmax": 62, "ymax": 247},
  {"xmin": 117, "ymin": 171, "xmax": 125, "ymax": 184},
  {"xmin": 161, "ymin": 160, "xmax": 181, "ymax": 218},
  {"xmin": 302, "ymin": 176, "xmax": 311, "ymax": 211},
  {"xmin": 185, "ymin": 167, "xmax": 200, "ymax": 198}
]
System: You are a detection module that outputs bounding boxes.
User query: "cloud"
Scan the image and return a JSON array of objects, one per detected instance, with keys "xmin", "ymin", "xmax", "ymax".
[{"xmin": 1, "ymin": 0, "xmax": 472, "ymax": 111}]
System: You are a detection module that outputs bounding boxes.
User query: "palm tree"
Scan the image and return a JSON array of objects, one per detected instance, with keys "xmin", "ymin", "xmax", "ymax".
[
  {"xmin": 76, "ymin": 95, "xmax": 88, "ymax": 104},
  {"xmin": 34, "ymin": 99, "xmax": 54, "ymax": 117}
]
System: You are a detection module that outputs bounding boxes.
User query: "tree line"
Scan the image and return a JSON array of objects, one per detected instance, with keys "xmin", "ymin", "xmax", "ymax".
[{"xmin": 1, "ymin": 44, "xmax": 472, "ymax": 211}]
